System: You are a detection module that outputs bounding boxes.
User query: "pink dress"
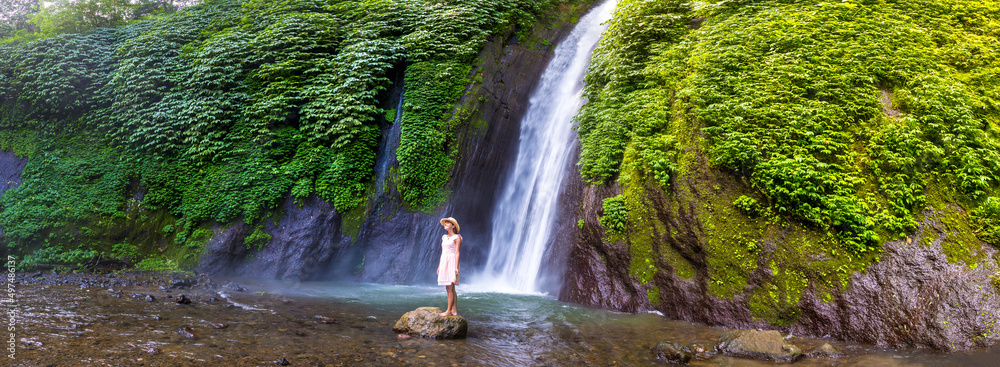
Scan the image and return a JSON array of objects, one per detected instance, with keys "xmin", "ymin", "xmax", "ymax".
[{"xmin": 438, "ymin": 234, "xmax": 459, "ymax": 286}]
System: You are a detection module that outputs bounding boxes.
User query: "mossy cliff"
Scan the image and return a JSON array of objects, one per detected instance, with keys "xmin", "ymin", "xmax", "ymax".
[
  {"xmin": 0, "ymin": 0, "xmax": 599, "ymax": 282},
  {"xmin": 561, "ymin": 0, "xmax": 1000, "ymax": 350}
]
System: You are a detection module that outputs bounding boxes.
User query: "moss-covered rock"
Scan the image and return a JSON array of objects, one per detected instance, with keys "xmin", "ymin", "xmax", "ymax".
[{"xmin": 392, "ymin": 307, "xmax": 468, "ymax": 339}]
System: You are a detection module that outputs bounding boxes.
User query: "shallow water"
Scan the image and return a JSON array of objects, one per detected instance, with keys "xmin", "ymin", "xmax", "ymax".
[{"xmin": 10, "ymin": 277, "xmax": 1000, "ymax": 366}]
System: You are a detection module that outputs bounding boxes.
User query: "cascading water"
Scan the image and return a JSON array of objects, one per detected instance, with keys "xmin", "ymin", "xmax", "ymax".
[
  {"xmin": 373, "ymin": 85, "xmax": 404, "ymax": 198},
  {"xmin": 473, "ymin": 0, "xmax": 617, "ymax": 293}
]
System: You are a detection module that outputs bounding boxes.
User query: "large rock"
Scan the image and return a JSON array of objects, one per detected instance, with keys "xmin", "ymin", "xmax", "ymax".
[
  {"xmin": 652, "ymin": 341, "xmax": 692, "ymax": 364},
  {"xmin": 392, "ymin": 307, "xmax": 468, "ymax": 339},
  {"xmin": 715, "ymin": 330, "xmax": 803, "ymax": 362}
]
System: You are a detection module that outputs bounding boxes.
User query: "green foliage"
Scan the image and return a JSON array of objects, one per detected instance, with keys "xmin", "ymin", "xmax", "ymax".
[
  {"xmin": 394, "ymin": 0, "xmax": 560, "ymax": 208},
  {"xmin": 26, "ymin": 0, "xmax": 178, "ymax": 38},
  {"xmin": 135, "ymin": 256, "xmax": 181, "ymax": 272},
  {"xmin": 971, "ymin": 197, "xmax": 1000, "ymax": 244},
  {"xmin": 599, "ymin": 195, "xmax": 628, "ymax": 234},
  {"xmin": 16, "ymin": 245, "xmax": 98, "ymax": 271},
  {"xmin": 110, "ymin": 242, "xmax": 139, "ymax": 263},
  {"xmin": 577, "ymin": 0, "xmax": 1000, "ymax": 255},
  {"xmin": 0, "ymin": 0, "xmax": 567, "ymax": 264},
  {"xmin": 244, "ymin": 224, "xmax": 271, "ymax": 251},
  {"xmin": 0, "ymin": 0, "xmax": 39, "ymax": 39},
  {"xmin": 0, "ymin": 134, "xmax": 131, "ymax": 244},
  {"xmin": 733, "ymin": 195, "xmax": 758, "ymax": 216}
]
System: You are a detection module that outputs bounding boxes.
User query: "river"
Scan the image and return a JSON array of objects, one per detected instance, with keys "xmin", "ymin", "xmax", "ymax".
[{"xmin": 12, "ymin": 274, "xmax": 998, "ymax": 366}]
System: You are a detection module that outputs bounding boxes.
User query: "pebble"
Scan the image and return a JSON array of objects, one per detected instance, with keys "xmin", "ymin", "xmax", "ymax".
[{"xmin": 178, "ymin": 326, "xmax": 197, "ymax": 339}]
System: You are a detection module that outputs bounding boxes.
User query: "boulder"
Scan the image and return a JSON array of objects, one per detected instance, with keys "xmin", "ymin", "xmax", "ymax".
[
  {"xmin": 392, "ymin": 307, "xmax": 467, "ymax": 339},
  {"xmin": 652, "ymin": 341, "xmax": 692, "ymax": 364},
  {"xmin": 807, "ymin": 343, "xmax": 846, "ymax": 358},
  {"xmin": 715, "ymin": 329, "xmax": 802, "ymax": 362}
]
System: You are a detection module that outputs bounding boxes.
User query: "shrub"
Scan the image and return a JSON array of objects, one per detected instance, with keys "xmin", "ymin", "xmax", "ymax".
[{"xmin": 600, "ymin": 195, "xmax": 628, "ymax": 235}]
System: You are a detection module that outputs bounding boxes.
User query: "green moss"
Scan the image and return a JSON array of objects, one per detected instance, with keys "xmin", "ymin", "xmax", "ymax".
[
  {"xmin": 992, "ymin": 272, "xmax": 1000, "ymax": 295},
  {"xmin": 938, "ymin": 208, "xmax": 988, "ymax": 269},
  {"xmin": 341, "ymin": 203, "xmax": 367, "ymax": 241},
  {"xmin": 748, "ymin": 265, "xmax": 808, "ymax": 326},
  {"xmin": 660, "ymin": 233, "xmax": 696, "ymax": 279},
  {"xmin": 696, "ymin": 179, "xmax": 766, "ymax": 299},
  {"xmin": 647, "ymin": 286, "xmax": 661, "ymax": 306},
  {"xmin": 921, "ymin": 227, "xmax": 941, "ymax": 247}
]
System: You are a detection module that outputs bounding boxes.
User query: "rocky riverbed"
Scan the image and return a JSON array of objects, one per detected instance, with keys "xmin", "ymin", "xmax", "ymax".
[
  {"xmin": 8, "ymin": 271, "xmax": 407, "ymax": 366},
  {"xmin": 6, "ymin": 270, "xmax": 1000, "ymax": 366}
]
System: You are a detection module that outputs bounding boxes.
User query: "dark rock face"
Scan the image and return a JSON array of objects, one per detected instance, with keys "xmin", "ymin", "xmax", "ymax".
[
  {"xmin": 715, "ymin": 329, "xmax": 802, "ymax": 363},
  {"xmin": 392, "ymin": 307, "xmax": 468, "ymax": 339},
  {"xmin": 652, "ymin": 341, "xmax": 692, "ymax": 364},
  {"xmin": 791, "ymin": 221, "xmax": 1000, "ymax": 350},
  {"xmin": 0, "ymin": 149, "xmax": 28, "ymax": 238},
  {"xmin": 559, "ymin": 183, "xmax": 647, "ymax": 312},
  {"xmin": 197, "ymin": 194, "xmax": 346, "ymax": 281},
  {"xmin": 196, "ymin": 3, "xmax": 601, "ymax": 286}
]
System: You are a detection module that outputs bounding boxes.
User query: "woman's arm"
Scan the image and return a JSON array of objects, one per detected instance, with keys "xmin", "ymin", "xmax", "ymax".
[{"xmin": 455, "ymin": 235, "xmax": 462, "ymax": 273}]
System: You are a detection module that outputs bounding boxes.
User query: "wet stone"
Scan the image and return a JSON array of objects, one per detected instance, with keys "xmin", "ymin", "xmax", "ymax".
[
  {"xmin": 224, "ymin": 281, "xmax": 248, "ymax": 292},
  {"xmin": 145, "ymin": 295, "xmax": 156, "ymax": 302},
  {"xmin": 392, "ymin": 307, "xmax": 468, "ymax": 339},
  {"xmin": 176, "ymin": 294, "xmax": 192, "ymax": 304},
  {"xmin": 652, "ymin": 340, "xmax": 692, "ymax": 364},
  {"xmin": 807, "ymin": 343, "xmax": 846, "ymax": 359},
  {"xmin": 275, "ymin": 357, "xmax": 290, "ymax": 365},
  {"xmin": 715, "ymin": 329, "xmax": 803, "ymax": 363},
  {"xmin": 690, "ymin": 343, "xmax": 714, "ymax": 360},
  {"xmin": 179, "ymin": 326, "xmax": 197, "ymax": 339}
]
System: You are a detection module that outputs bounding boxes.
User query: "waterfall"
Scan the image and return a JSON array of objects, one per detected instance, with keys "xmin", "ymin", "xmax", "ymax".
[
  {"xmin": 373, "ymin": 85, "xmax": 404, "ymax": 198},
  {"xmin": 472, "ymin": 0, "xmax": 617, "ymax": 293}
]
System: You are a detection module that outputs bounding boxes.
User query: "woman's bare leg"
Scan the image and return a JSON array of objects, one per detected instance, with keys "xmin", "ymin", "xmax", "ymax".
[
  {"xmin": 440, "ymin": 285, "xmax": 454, "ymax": 317},
  {"xmin": 438, "ymin": 285, "xmax": 451, "ymax": 317},
  {"xmin": 448, "ymin": 285, "xmax": 457, "ymax": 316}
]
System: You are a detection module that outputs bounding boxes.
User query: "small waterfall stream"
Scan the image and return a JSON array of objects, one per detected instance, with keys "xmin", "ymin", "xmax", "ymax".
[
  {"xmin": 473, "ymin": 0, "xmax": 617, "ymax": 293},
  {"xmin": 373, "ymin": 84, "xmax": 404, "ymax": 198}
]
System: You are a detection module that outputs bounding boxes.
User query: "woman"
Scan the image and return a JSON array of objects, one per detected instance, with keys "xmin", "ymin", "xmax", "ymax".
[{"xmin": 437, "ymin": 217, "xmax": 462, "ymax": 317}]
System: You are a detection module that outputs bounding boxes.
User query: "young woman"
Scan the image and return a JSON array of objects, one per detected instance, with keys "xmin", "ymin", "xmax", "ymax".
[{"xmin": 437, "ymin": 217, "xmax": 462, "ymax": 317}]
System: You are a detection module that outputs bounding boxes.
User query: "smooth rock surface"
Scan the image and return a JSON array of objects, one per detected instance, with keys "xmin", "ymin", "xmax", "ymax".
[
  {"xmin": 653, "ymin": 341, "xmax": 692, "ymax": 364},
  {"xmin": 392, "ymin": 307, "xmax": 468, "ymax": 339},
  {"xmin": 715, "ymin": 329, "xmax": 802, "ymax": 363}
]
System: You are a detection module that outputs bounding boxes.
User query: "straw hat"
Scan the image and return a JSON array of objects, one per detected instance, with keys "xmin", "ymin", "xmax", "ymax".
[{"xmin": 440, "ymin": 217, "xmax": 460, "ymax": 233}]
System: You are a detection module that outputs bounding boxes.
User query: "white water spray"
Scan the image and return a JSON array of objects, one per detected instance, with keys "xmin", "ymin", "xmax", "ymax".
[{"xmin": 472, "ymin": 1, "xmax": 616, "ymax": 294}]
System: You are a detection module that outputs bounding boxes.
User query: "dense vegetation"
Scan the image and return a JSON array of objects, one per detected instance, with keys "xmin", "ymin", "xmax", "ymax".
[
  {"xmin": 0, "ymin": 0, "xmax": 570, "ymax": 270},
  {"xmin": 583, "ymin": 0, "xmax": 1000, "ymax": 251},
  {"xmin": 581, "ymin": 0, "xmax": 999, "ymax": 323}
]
